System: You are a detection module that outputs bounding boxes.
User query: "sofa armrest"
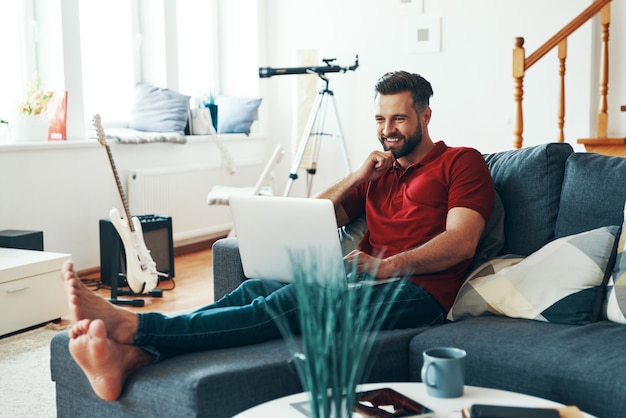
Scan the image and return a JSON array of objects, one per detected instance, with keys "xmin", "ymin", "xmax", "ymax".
[{"xmin": 212, "ymin": 237, "xmax": 247, "ymax": 300}]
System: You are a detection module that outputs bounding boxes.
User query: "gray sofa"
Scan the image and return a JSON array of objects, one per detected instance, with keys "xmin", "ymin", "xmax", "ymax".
[{"xmin": 51, "ymin": 142, "xmax": 626, "ymax": 417}]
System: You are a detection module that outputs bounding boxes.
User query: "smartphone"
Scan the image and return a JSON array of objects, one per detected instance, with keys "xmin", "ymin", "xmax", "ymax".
[
  {"xmin": 356, "ymin": 388, "xmax": 434, "ymax": 417},
  {"xmin": 469, "ymin": 404, "xmax": 560, "ymax": 418}
]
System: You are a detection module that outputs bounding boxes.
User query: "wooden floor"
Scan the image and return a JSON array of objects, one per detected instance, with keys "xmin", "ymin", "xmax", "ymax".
[{"xmin": 80, "ymin": 245, "xmax": 216, "ymax": 315}]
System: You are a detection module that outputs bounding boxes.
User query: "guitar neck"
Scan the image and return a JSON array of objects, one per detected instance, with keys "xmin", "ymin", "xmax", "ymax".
[{"xmin": 103, "ymin": 143, "xmax": 135, "ymax": 232}]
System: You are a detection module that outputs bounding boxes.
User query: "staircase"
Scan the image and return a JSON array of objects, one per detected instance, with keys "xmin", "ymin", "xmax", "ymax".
[
  {"xmin": 578, "ymin": 105, "xmax": 626, "ymax": 156},
  {"xmin": 512, "ymin": 0, "xmax": 625, "ymax": 156}
]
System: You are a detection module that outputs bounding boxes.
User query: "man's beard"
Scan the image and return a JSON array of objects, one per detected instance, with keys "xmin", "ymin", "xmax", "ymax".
[{"xmin": 380, "ymin": 124, "xmax": 422, "ymax": 159}]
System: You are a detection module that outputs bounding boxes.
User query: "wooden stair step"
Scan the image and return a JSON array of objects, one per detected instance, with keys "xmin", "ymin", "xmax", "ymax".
[{"xmin": 577, "ymin": 137, "xmax": 626, "ymax": 157}]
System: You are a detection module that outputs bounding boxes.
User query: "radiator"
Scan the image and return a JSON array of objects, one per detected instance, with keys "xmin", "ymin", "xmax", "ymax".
[{"xmin": 127, "ymin": 164, "xmax": 233, "ymax": 245}]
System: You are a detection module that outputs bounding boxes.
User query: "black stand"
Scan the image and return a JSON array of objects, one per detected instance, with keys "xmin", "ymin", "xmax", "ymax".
[
  {"xmin": 107, "ymin": 274, "xmax": 163, "ymax": 307},
  {"xmin": 283, "ymin": 74, "xmax": 352, "ymax": 197},
  {"xmin": 108, "ymin": 273, "xmax": 147, "ymax": 307}
]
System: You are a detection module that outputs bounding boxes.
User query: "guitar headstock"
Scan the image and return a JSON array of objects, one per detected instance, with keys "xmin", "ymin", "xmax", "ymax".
[{"xmin": 93, "ymin": 114, "xmax": 106, "ymax": 146}]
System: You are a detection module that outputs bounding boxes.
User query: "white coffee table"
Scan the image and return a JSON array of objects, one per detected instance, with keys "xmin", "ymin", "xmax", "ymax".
[{"xmin": 233, "ymin": 382, "xmax": 594, "ymax": 418}]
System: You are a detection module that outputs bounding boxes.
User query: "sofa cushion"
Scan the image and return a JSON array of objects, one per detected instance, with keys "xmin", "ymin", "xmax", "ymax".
[
  {"xmin": 339, "ymin": 214, "xmax": 368, "ymax": 256},
  {"xmin": 51, "ymin": 327, "xmax": 427, "ymax": 417},
  {"xmin": 604, "ymin": 204, "xmax": 626, "ymax": 323},
  {"xmin": 51, "ymin": 331, "xmax": 302, "ymax": 418},
  {"xmin": 408, "ymin": 316, "xmax": 626, "ymax": 418},
  {"xmin": 447, "ymin": 225, "xmax": 620, "ymax": 325},
  {"xmin": 470, "ymin": 188, "xmax": 505, "ymax": 271},
  {"xmin": 555, "ymin": 152, "xmax": 626, "ymax": 239},
  {"xmin": 483, "ymin": 142, "xmax": 573, "ymax": 256}
]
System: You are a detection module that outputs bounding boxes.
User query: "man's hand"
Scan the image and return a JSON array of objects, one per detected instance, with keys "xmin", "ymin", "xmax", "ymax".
[
  {"xmin": 354, "ymin": 150, "xmax": 395, "ymax": 183},
  {"xmin": 315, "ymin": 150, "xmax": 395, "ymax": 227},
  {"xmin": 344, "ymin": 207, "xmax": 487, "ymax": 280},
  {"xmin": 344, "ymin": 249, "xmax": 394, "ymax": 279}
]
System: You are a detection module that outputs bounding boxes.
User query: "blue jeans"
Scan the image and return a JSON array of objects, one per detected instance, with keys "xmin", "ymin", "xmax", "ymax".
[{"xmin": 134, "ymin": 279, "xmax": 446, "ymax": 361}]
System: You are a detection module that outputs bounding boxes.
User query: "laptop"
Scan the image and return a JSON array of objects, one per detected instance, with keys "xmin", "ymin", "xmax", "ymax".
[{"xmin": 228, "ymin": 195, "xmax": 346, "ymax": 283}]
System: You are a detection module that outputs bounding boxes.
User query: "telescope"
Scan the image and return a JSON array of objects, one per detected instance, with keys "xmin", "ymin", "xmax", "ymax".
[{"xmin": 259, "ymin": 55, "xmax": 359, "ymax": 78}]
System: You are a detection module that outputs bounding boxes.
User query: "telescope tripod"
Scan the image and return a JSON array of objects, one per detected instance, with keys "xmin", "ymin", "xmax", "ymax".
[{"xmin": 283, "ymin": 75, "xmax": 352, "ymax": 197}]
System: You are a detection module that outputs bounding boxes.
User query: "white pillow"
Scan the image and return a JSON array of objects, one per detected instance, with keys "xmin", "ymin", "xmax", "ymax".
[{"xmin": 448, "ymin": 225, "xmax": 620, "ymax": 325}]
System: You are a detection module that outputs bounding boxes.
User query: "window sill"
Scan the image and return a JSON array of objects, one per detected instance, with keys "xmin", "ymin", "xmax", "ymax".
[{"xmin": 0, "ymin": 133, "xmax": 265, "ymax": 153}]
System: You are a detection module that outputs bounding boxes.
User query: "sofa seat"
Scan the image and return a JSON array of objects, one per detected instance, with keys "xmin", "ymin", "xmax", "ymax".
[
  {"xmin": 408, "ymin": 316, "xmax": 626, "ymax": 418},
  {"xmin": 51, "ymin": 325, "xmax": 430, "ymax": 417}
]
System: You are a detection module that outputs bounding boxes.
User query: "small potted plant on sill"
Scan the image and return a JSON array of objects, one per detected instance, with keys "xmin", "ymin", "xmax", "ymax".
[{"xmin": 11, "ymin": 74, "xmax": 54, "ymax": 142}]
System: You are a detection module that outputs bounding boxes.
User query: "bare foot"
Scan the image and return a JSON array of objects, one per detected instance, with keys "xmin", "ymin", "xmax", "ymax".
[
  {"xmin": 69, "ymin": 318, "xmax": 154, "ymax": 401},
  {"xmin": 63, "ymin": 260, "xmax": 137, "ymax": 345}
]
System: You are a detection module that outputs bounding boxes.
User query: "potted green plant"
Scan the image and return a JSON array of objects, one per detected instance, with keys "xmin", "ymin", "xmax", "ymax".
[{"xmin": 273, "ymin": 249, "xmax": 403, "ymax": 418}]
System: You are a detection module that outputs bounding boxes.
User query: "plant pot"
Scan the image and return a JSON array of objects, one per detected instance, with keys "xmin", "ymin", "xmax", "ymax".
[{"xmin": 11, "ymin": 114, "xmax": 50, "ymax": 142}]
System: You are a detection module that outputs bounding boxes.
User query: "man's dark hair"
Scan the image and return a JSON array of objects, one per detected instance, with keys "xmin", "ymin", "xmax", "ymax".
[{"xmin": 374, "ymin": 71, "xmax": 433, "ymax": 112}]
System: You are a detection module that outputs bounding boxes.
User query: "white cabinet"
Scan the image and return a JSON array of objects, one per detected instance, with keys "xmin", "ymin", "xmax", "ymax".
[{"xmin": 0, "ymin": 248, "xmax": 71, "ymax": 336}]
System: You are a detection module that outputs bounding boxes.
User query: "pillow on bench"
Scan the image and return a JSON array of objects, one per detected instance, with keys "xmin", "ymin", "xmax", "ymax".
[
  {"xmin": 215, "ymin": 96, "xmax": 262, "ymax": 135},
  {"xmin": 129, "ymin": 83, "xmax": 191, "ymax": 134}
]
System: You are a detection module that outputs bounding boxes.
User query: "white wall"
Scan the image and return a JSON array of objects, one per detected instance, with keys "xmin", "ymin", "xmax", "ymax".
[
  {"xmin": 0, "ymin": 136, "xmax": 267, "ymax": 271},
  {"xmin": 258, "ymin": 0, "xmax": 625, "ymax": 197},
  {"xmin": 1, "ymin": 0, "xmax": 624, "ymax": 271}
]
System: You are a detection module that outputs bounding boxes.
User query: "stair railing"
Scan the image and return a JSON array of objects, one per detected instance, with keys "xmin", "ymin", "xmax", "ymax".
[{"xmin": 512, "ymin": 0, "xmax": 612, "ymax": 149}]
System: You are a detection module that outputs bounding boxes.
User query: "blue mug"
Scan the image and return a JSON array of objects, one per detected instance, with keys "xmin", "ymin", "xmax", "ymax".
[{"xmin": 421, "ymin": 347, "xmax": 466, "ymax": 398}]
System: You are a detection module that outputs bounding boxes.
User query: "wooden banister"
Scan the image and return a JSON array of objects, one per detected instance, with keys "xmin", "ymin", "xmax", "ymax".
[
  {"xmin": 512, "ymin": 0, "xmax": 612, "ymax": 149},
  {"xmin": 512, "ymin": 38, "xmax": 525, "ymax": 149},
  {"xmin": 557, "ymin": 39, "xmax": 567, "ymax": 143},
  {"xmin": 597, "ymin": 2, "xmax": 611, "ymax": 138},
  {"xmin": 525, "ymin": 0, "xmax": 611, "ymax": 70}
]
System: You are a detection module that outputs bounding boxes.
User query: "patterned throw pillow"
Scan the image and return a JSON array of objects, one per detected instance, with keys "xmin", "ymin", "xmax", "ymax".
[
  {"xmin": 448, "ymin": 225, "xmax": 620, "ymax": 325},
  {"xmin": 604, "ymin": 205, "xmax": 626, "ymax": 323}
]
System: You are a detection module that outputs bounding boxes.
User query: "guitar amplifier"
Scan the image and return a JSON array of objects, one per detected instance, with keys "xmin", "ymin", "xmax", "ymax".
[{"xmin": 99, "ymin": 215, "xmax": 174, "ymax": 286}]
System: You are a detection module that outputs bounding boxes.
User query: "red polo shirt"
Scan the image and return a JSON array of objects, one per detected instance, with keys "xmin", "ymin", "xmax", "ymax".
[{"xmin": 342, "ymin": 141, "xmax": 493, "ymax": 311}]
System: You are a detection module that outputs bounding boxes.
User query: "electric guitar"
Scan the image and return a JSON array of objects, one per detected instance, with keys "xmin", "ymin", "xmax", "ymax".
[{"xmin": 93, "ymin": 114, "xmax": 160, "ymax": 294}]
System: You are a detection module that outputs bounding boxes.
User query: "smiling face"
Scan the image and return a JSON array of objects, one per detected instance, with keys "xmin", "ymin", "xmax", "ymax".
[{"xmin": 375, "ymin": 90, "xmax": 429, "ymax": 163}]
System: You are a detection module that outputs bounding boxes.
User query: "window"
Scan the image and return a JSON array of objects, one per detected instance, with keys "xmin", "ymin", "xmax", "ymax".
[
  {"xmin": 0, "ymin": 0, "xmax": 259, "ymax": 138},
  {"xmin": 0, "ymin": 1, "xmax": 26, "ymax": 119},
  {"xmin": 176, "ymin": 0, "xmax": 216, "ymax": 104},
  {"xmin": 79, "ymin": 0, "xmax": 135, "ymax": 124}
]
